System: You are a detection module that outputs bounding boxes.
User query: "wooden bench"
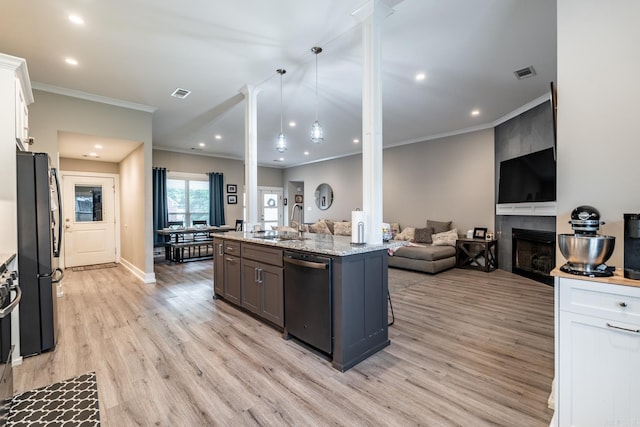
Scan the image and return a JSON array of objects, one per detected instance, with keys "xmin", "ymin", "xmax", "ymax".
[{"xmin": 170, "ymin": 239, "xmax": 214, "ymax": 262}]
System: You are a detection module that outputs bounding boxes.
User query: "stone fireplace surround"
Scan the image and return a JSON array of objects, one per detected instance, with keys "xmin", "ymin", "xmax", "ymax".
[
  {"xmin": 494, "ymin": 100, "xmax": 556, "ymax": 282},
  {"xmin": 495, "ymin": 215, "xmax": 556, "ymax": 278}
]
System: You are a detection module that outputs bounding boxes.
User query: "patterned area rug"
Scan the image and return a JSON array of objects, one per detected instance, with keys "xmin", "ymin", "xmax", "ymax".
[
  {"xmin": 8, "ymin": 372, "xmax": 100, "ymax": 426},
  {"xmin": 71, "ymin": 263, "xmax": 118, "ymax": 272}
]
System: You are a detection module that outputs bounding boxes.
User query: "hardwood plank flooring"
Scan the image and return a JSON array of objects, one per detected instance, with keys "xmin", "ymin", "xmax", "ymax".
[{"xmin": 13, "ymin": 259, "xmax": 555, "ymax": 426}]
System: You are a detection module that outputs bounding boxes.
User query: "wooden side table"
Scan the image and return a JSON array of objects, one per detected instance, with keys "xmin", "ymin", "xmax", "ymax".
[{"xmin": 456, "ymin": 238, "xmax": 498, "ymax": 272}]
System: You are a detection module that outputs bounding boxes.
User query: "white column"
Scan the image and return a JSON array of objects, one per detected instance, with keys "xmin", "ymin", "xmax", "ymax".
[
  {"xmin": 353, "ymin": 0, "xmax": 399, "ymax": 244},
  {"xmin": 239, "ymin": 85, "xmax": 261, "ymax": 231}
]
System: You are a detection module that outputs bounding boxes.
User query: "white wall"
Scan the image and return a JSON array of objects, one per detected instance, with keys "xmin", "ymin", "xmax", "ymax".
[
  {"xmin": 28, "ymin": 90, "xmax": 154, "ymax": 278},
  {"xmin": 557, "ymin": 0, "xmax": 640, "ymax": 268},
  {"xmin": 283, "ymin": 128, "xmax": 495, "ymax": 234}
]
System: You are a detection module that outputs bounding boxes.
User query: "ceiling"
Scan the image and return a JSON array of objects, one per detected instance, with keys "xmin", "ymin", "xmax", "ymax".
[{"xmin": 0, "ymin": 0, "xmax": 556, "ymax": 167}]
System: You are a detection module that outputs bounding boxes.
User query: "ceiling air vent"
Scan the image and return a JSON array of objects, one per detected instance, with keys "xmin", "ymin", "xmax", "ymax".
[
  {"xmin": 514, "ymin": 66, "xmax": 536, "ymax": 80},
  {"xmin": 171, "ymin": 88, "xmax": 191, "ymax": 99}
]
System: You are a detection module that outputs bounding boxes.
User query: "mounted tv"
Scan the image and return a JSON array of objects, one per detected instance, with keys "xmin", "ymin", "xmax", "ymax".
[{"xmin": 498, "ymin": 147, "xmax": 556, "ymax": 204}]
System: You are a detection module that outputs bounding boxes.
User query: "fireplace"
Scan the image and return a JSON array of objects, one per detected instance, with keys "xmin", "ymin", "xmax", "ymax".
[{"xmin": 512, "ymin": 228, "xmax": 555, "ymax": 285}]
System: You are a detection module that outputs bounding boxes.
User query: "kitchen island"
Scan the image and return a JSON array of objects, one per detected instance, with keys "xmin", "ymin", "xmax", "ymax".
[{"xmin": 213, "ymin": 231, "xmax": 404, "ymax": 371}]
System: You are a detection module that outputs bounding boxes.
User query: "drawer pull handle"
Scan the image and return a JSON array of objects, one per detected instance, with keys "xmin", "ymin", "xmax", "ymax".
[
  {"xmin": 619, "ymin": 302, "xmax": 628, "ymax": 308},
  {"xmin": 606, "ymin": 323, "xmax": 640, "ymax": 333}
]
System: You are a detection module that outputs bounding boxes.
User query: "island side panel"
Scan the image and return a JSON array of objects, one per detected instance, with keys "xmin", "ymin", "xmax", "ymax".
[{"xmin": 332, "ymin": 249, "xmax": 390, "ymax": 371}]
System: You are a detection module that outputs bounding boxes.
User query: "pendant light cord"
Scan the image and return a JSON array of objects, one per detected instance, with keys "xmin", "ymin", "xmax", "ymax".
[{"xmin": 312, "ymin": 47, "xmax": 322, "ymax": 122}]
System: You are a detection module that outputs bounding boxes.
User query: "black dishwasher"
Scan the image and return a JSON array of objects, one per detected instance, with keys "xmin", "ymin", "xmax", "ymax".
[{"xmin": 283, "ymin": 251, "xmax": 332, "ymax": 354}]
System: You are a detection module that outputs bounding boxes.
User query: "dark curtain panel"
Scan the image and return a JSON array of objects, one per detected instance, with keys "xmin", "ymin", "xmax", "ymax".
[
  {"xmin": 208, "ymin": 172, "xmax": 225, "ymax": 226},
  {"xmin": 153, "ymin": 167, "xmax": 168, "ymax": 247}
]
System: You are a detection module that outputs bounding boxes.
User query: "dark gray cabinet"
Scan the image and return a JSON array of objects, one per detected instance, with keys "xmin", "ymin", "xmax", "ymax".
[
  {"xmin": 241, "ymin": 244, "xmax": 284, "ymax": 327},
  {"xmin": 213, "ymin": 238, "xmax": 242, "ymax": 304},
  {"xmin": 213, "ymin": 239, "xmax": 224, "ymax": 296}
]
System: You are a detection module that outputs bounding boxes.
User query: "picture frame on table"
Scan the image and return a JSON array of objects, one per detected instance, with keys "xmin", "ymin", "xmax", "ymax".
[
  {"xmin": 227, "ymin": 195, "xmax": 237, "ymax": 204},
  {"xmin": 473, "ymin": 227, "xmax": 487, "ymax": 239},
  {"xmin": 227, "ymin": 184, "xmax": 237, "ymax": 193}
]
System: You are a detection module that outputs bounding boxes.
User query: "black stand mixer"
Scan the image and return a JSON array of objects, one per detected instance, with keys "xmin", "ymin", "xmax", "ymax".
[{"xmin": 558, "ymin": 205, "xmax": 616, "ymax": 277}]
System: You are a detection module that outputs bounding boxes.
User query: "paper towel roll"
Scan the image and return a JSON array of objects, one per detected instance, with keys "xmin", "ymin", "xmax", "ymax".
[{"xmin": 351, "ymin": 211, "xmax": 366, "ymax": 244}]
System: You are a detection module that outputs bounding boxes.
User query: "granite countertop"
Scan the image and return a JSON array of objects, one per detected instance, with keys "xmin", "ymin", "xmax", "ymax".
[
  {"xmin": 219, "ymin": 231, "xmax": 406, "ymax": 257},
  {"xmin": 0, "ymin": 253, "xmax": 16, "ymax": 274},
  {"xmin": 551, "ymin": 267, "xmax": 640, "ymax": 289}
]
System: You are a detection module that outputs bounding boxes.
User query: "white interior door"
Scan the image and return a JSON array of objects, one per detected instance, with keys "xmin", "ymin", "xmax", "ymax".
[
  {"xmin": 63, "ymin": 174, "xmax": 116, "ymax": 267},
  {"xmin": 259, "ymin": 188, "xmax": 283, "ymax": 231}
]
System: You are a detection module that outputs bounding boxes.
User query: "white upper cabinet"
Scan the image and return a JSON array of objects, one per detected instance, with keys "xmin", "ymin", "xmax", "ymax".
[
  {"xmin": 0, "ymin": 52, "xmax": 33, "ymax": 256},
  {"xmin": 15, "ymin": 76, "xmax": 30, "ymax": 147}
]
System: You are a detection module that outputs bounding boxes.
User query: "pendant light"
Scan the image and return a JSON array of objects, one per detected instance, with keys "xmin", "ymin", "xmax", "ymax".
[
  {"xmin": 275, "ymin": 68, "xmax": 287, "ymax": 153},
  {"xmin": 310, "ymin": 46, "xmax": 324, "ymax": 144}
]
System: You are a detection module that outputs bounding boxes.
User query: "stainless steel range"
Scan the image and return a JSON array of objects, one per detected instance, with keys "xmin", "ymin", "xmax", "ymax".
[{"xmin": 0, "ymin": 255, "xmax": 22, "ymax": 425}]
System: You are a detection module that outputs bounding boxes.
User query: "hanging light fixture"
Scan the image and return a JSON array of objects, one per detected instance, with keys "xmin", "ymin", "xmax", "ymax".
[
  {"xmin": 310, "ymin": 46, "xmax": 324, "ymax": 144},
  {"xmin": 275, "ymin": 68, "xmax": 287, "ymax": 153}
]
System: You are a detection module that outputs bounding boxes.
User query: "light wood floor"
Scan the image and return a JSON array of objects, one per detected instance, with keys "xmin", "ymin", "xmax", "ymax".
[{"xmin": 14, "ymin": 259, "xmax": 555, "ymax": 426}]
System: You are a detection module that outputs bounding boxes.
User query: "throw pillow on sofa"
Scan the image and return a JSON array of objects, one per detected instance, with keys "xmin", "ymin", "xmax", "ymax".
[
  {"xmin": 413, "ymin": 227, "xmax": 434, "ymax": 244},
  {"xmin": 431, "ymin": 228, "xmax": 458, "ymax": 246},
  {"xmin": 394, "ymin": 227, "xmax": 415, "ymax": 241},
  {"xmin": 427, "ymin": 219, "xmax": 452, "ymax": 234},
  {"xmin": 309, "ymin": 220, "xmax": 331, "ymax": 234},
  {"xmin": 334, "ymin": 221, "xmax": 352, "ymax": 236}
]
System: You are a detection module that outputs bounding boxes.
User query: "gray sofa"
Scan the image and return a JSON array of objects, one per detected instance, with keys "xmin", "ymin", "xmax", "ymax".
[
  {"xmin": 388, "ymin": 244, "xmax": 456, "ymax": 274},
  {"xmin": 292, "ymin": 218, "xmax": 458, "ymax": 274},
  {"xmin": 387, "ymin": 220, "xmax": 458, "ymax": 274}
]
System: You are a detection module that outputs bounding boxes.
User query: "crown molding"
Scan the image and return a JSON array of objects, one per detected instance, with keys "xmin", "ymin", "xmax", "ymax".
[{"xmin": 31, "ymin": 82, "xmax": 157, "ymax": 113}]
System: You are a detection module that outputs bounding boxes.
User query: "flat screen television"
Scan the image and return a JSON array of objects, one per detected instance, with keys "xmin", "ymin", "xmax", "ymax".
[{"xmin": 498, "ymin": 147, "xmax": 556, "ymax": 204}]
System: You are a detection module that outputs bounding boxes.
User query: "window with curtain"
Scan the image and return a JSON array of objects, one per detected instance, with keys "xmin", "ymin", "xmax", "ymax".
[{"xmin": 167, "ymin": 178, "xmax": 209, "ymax": 225}]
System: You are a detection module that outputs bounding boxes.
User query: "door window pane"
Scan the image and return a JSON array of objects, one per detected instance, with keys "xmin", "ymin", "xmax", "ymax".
[{"xmin": 75, "ymin": 185, "xmax": 103, "ymax": 222}]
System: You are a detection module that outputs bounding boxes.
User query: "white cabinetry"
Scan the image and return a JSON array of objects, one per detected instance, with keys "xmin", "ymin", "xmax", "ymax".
[
  {"xmin": 0, "ymin": 53, "xmax": 32, "ymax": 256},
  {"xmin": 15, "ymin": 77, "xmax": 30, "ymax": 146},
  {"xmin": 556, "ymin": 277, "xmax": 640, "ymax": 427}
]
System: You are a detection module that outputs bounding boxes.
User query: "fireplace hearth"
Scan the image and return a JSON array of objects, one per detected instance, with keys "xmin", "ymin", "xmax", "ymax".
[{"xmin": 512, "ymin": 228, "xmax": 555, "ymax": 285}]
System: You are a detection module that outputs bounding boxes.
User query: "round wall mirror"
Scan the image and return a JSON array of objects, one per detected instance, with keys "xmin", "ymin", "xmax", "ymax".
[{"xmin": 314, "ymin": 183, "xmax": 333, "ymax": 210}]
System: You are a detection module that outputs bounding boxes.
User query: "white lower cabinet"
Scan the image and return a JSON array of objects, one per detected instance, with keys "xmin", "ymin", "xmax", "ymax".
[{"xmin": 557, "ymin": 277, "xmax": 640, "ymax": 427}]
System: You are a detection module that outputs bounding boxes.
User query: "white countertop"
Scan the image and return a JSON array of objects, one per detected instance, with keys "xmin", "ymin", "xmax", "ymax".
[{"xmin": 219, "ymin": 231, "xmax": 406, "ymax": 257}]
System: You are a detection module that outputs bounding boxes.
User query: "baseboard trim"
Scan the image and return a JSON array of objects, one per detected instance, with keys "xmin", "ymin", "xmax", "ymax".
[{"xmin": 120, "ymin": 258, "xmax": 156, "ymax": 283}]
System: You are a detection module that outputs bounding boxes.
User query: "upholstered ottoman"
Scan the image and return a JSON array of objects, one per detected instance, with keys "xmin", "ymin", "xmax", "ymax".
[{"xmin": 388, "ymin": 244, "xmax": 456, "ymax": 274}]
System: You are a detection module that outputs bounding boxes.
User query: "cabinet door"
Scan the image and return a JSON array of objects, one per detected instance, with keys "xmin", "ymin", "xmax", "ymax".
[
  {"xmin": 559, "ymin": 311, "xmax": 640, "ymax": 427},
  {"xmin": 213, "ymin": 240, "xmax": 224, "ymax": 297},
  {"xmin": 260, "ymin": 264, "xmax": 284, "ymax": 327},
  {"xmin": 15, "ymin": 79, "xmax": 29, "ymax": 144},
  {"xmin": 223, "ymin": 254, "xmax": 241, "ymax": 305},
  {"xmin": 241, "ymin": 258, "xmax": 260, "ymax": 314}
]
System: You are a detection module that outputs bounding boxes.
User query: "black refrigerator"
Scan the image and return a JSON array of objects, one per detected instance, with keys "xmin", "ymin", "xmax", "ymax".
[{"xmin": 16, "ymin": 151, "xmax": 63, "ymax": 357}]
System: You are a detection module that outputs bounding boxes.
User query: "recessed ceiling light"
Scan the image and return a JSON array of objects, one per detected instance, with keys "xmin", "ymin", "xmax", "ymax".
[
  {"xmin": 68, "ymin": 14, "xmax": 84, "ymax": 25},
  {"xmin": 214, "ymin": 134, "xmax": 222, "ymax": 140},
  {"xmin": 65, "ymin": 57, "xmax": 78, "ymax": 66},
  {"xmin": 353, "ymin": 138, "xmax": 360, "ymax": 144},
  {"xmin": 304, "ymin": 151, "xmax": 309, "ymax": 156},
  {"xmin": 289, "ymin": 121, "xmax": 296, "ymax": 127},
  {"xmin": 94, "ymin": 144, "xmax": 103, "ymax": 149},
  {"xmin": 415, "ymin": 72, "xmax": 426, "ymax": 81},
  {"xmin": 471, "ymin": 109, "xmax": 480, "ymax": 116},
  {"xmin": 198, "ymin": 142, "xmax": 205, "ymax": 147}
]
